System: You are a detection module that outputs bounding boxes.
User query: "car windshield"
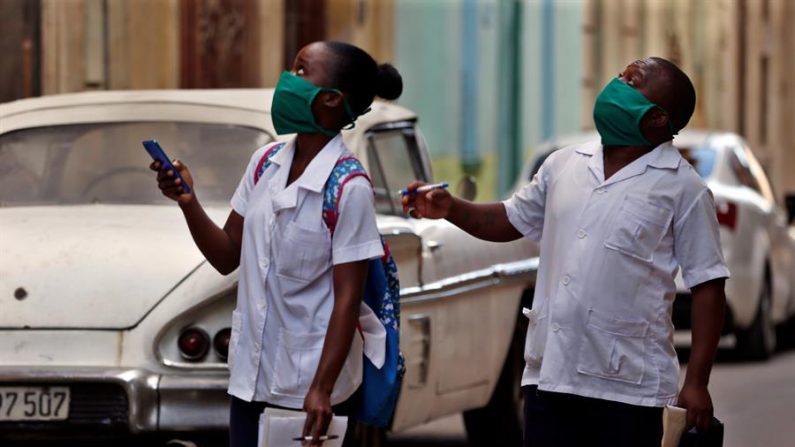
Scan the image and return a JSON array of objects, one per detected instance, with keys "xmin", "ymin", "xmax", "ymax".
[
  {"xmin": 0, "ymin": 122, "xmax": 272, "ymax": 207},
  {"xmin": 678, "ymin": 145, "xmax": 716, "ymax": 178},
  {"xmin": 366, "ymin": 126, "xmax": 426, "ymax": 215}
]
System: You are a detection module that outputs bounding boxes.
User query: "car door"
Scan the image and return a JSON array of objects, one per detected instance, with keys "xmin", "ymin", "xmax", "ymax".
[
  {"xmin": 740, "ymin": 141, "xmax": 793, "ymax": 323},
  {"xmin": 363, "ymin": 123, "xmax": 536, "ymax": 430},
  {"xmin": 363, "ymin": 123, "xmax": 439, "ymax": 428}
]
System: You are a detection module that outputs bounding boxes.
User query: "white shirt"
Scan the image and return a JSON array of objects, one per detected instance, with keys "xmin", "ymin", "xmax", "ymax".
[
  {"xmin": 504, "ymin": 140, "xmax": 730, "ymax": 407},
  {"xmin": 228, "ymin": 135, "xmax": 384, "ymax": 407}
]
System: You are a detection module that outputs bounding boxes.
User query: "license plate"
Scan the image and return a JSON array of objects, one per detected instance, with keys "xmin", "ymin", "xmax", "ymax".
[{"xmin": 0, "ymin": 386, "xmax": 70, "ymax": 421}]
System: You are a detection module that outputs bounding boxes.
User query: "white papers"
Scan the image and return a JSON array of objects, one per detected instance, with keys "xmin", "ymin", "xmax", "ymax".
[
  {"xmin": 661, "ymin": 405, "xmax": 687, "ymax": 447},
  {"xmin": 258, "ymin": 407, "xmax": 348, "ymax": 447},
  {"xmin": 359, "ymin": 302, "xmax": 387, "ymax": 368}
]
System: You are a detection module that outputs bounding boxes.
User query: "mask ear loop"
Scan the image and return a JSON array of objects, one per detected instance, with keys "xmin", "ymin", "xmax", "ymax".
[{"xmin": 341, "ymin": 104, "xmax": 371, "ymax": 131}]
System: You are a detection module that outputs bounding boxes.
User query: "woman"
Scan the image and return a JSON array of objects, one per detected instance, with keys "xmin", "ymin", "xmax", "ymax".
[{"xmin": 151, "ymin": 41, "xmax": 402, "ymax": 446}]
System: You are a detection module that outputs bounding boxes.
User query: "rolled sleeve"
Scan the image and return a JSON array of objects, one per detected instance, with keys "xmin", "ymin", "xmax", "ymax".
[
  {"xmin": 332, "ymin": 178, "xmax": 384, "ymax": 265},
  {"xmin": 502, "ymin": 163, "xmax": 549, "ymax": 241},
  {"xmin": 673, "ymin": 188, "xmax": 731, "ymax": 289},
  {"xmin": 230, "ymin": 145, "xmax": 269, "ymax": 217}
]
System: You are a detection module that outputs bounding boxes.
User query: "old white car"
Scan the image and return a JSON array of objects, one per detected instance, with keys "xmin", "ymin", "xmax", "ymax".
[
  {"xmin": 0, "ymin": 90, "xmax": 537, "ymax": 445},
  {"xmin": 517, "ymin": 131, "xmax": 795, "ymax": 360}
]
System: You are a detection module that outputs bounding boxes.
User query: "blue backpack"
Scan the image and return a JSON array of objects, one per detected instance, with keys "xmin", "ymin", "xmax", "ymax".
[{"xmin": 253, "ymin": 142, "xmax": 404, "ymax": 428}]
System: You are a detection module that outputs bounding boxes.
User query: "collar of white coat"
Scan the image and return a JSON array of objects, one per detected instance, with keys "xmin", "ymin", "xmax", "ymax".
[
  {"xmin": 575, "ymin": 139, "xmax": 681, "ymax": 170},
  {"xmin": 269, "ymin": 134, "xmax": 346, "ymax": 193}
]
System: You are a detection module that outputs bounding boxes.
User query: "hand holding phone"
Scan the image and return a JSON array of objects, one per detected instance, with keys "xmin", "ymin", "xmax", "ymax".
[{"xmin": 143, "ymin": 139, "xmax": 192, "ymax": 195}]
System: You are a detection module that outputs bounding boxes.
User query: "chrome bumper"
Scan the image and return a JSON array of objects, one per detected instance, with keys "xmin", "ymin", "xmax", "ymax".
[{"xmin": 0, "ymin": 366, "xmax": 230, "ymax": 433}]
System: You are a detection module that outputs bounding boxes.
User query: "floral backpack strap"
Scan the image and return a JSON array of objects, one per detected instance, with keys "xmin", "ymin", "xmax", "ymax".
[
  {"xmin": 321, "ymin": 156, "xmax": 404, "ymax": 428},
  {"xmin": 322, "ymin": 156, "xmax": 371, "ymax": 233},
  {"xmin": 253, "ymin": 142, "xmax": 287, "ymax": 185}
]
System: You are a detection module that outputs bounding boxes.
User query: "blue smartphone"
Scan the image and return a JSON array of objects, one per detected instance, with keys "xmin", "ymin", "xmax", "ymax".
[{"xmin": 142, "ymin": 139, "xmax": 192, "ymax": 194}]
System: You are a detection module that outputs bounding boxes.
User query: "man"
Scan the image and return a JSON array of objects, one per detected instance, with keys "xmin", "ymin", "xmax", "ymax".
[{"xmin": 403, "ymin": 57, "xmax": 729, "ymax": 447}]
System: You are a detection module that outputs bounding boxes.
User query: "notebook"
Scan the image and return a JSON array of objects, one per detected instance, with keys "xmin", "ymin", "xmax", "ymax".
[
  {"xmin": 662, "ymin": 405, "xmax": 724, "ymax": 447},
  {"xmin": 258, "ymin": 407, "xmax": 348, "ymax": 447}
]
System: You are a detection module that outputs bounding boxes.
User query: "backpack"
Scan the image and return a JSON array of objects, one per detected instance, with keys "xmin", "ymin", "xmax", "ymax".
[{"xmin": 253, "ymin": 142, "xmax": 404, "ymax": 428}]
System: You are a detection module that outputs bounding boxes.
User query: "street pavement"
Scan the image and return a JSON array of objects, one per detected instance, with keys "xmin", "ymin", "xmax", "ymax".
[{"xmin": 388, "ymin": 347, "xmax": 795, "ymax": 447}]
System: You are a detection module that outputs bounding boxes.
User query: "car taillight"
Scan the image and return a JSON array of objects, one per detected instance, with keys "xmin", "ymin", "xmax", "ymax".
[
  {"xmin": 716, "ymin": 201, "xmax": 737, "ymax": 230},
  {"xmin": 178, "ymin": 327, "xmax": 210, "ymax": 361},
  {"xmin": 213, "ymin": 328, "xmax": 232, "ymax": 361}
]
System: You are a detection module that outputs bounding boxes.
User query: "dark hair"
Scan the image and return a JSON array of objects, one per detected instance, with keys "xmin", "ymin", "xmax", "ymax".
[
  {"xmin": 649, "ymin": 57, "xmax": 696, "ymax": 132},
  {"xmin": 323, "ymin": 41, "xmax": 403, "ymax": 116}
]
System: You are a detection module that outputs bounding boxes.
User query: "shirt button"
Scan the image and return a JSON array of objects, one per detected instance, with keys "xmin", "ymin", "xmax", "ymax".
[
  {"xmin": 260, "ymin": 258, "xmax": 269, "ymax": 269},
  {"xmin": 561, "ymin": 275, "xmax": 571, "ymax": 286},
  {"xmin": 577, "ymin": 229, "xmax": 587, "ymax": 239},
  {"xmin": 551, "ymin": 322, "xmax": 561, "ymax": 332},
  {"xmin": 598, "ymin": 188, "xmax": 608, "ymax": 194}
]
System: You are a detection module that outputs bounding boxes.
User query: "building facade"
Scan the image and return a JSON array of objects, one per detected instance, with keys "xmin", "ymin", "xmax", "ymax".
[
  {"xmin": 1, "ymin": 0, "xmax": 793, "ymax": 199},
  {"xmin": 583, "ymin": 0, "xmax": 795, "ymax": 198}
]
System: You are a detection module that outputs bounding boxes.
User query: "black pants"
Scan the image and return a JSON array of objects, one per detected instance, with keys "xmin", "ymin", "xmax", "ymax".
[
  {"xmin": 229, "ymin": 393, "xmax": 359, "ymax": 447},
  {"xmin": 523, "ymin": 385, "xmax": 663, "ymax": 447}
]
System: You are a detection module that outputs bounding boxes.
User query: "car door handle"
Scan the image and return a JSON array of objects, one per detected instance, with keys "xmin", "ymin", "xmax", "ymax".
[{"xmin": 425, "ymin": 240, "xmax": 443, "ymax": 252}]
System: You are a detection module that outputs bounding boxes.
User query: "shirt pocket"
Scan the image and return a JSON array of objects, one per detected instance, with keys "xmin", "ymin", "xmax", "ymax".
[
  {"xmin": 604, "ymin": 195, "xmax": 673, "ymax": 262},
  {"xmin": 275, "ymin": 222, "xmax": 331, "ymax": 284},
  {"xmin": 576, "ymin": 309, "xmax": 649, "ymax": 385},
  {"xmin": 228, "ymin": 310, "xmax": 242, "ymax": 371},
  {"xmin": 271, "ymin": 329, "xmax": 326, "ymax": 398},
  {"xmin": 522, "ymin": 307, "xmax": 548, "ymax": 368}
]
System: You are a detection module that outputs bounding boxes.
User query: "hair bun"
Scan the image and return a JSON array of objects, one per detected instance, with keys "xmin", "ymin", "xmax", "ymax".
[{"xmin": 376, "ymin": 63, "xmax": 403, "ymax": 100}]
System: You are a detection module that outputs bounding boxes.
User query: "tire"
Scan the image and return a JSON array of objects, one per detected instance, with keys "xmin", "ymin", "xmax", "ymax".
[
  {"xmin": 463, "ymin": 313, "xmax": 526, "ymax": 447},
  {"xmin": 349, "ymin": 422, "xmax": 387, "ymax": 447},
  {"xmin": 735, "ymin": 274, "xmax": 776, "ymax": 360}
]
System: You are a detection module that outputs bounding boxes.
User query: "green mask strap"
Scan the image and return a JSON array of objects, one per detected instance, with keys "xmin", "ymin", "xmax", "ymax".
[{"xmin": 320, "ymin": 88, "xmax": 362, "ymax": 132}]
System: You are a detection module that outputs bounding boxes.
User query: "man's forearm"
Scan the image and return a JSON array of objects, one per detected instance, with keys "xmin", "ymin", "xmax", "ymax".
[
  {"xmin": 685, "ymin": 278, "xmax": 726, "ymax": 387},
  {"xmin": 446, "ymin": 198, "xmax": 523, "ymax": 242}
]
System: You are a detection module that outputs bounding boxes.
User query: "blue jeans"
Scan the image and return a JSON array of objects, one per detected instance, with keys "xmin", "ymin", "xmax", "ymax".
[
  {"xmin": 523, "ymin": 385, "xmax": 663, "ymax": 447},
  {"xmin": 229, "ymin": 392, "xmax": 360, "ymax": 447}
]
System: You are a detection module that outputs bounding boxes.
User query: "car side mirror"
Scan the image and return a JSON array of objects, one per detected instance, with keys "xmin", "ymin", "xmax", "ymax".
[
  {"xmin": 456, "ymin": 176, "xmax": 477, "ymax": 201},
  {"xmin": 785, "ymin": 193, "xmax": 795, "ymax": 225}
]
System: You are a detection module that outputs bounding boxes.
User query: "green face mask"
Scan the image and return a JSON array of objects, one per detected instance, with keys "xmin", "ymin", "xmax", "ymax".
[
  {"xmin": 271, "ymin": 71, "xmax": 356, "ymax": 137},
  {"xmin": 593, "ymin": 77, "xmax": 674, "ymax": 146}
]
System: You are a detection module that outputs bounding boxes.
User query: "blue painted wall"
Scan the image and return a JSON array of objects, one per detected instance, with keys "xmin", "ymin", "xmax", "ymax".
[{"xmin": 394, "ymin": 0, "xmax": 583, "ymax": 199}]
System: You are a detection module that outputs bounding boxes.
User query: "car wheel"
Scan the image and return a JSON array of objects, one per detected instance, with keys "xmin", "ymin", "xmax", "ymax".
[
  {"xmin": 736, "ymin": 274, "xmax": 776, "ymax": 360},
  {"xmin": 775, "ymin": 312, "xmax": 795, "ymax": 350},
  {"xmin": 462, "ymin": 312, "xmax": 525, "ymax": 447},
  {"xmin": 349, "ymin": 422, "xmax": 387, "ymax": 447}
]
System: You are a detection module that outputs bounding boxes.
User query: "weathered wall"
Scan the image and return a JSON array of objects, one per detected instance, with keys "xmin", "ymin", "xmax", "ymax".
[{"xmin": 583, "ymin": 0, "xmax": 795, "ymax": 198}]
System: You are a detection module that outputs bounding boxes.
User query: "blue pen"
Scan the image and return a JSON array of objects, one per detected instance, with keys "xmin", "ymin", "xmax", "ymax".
[{"xmin": 398, "ymin": 182, "xmax": 449, "ymax": 197}]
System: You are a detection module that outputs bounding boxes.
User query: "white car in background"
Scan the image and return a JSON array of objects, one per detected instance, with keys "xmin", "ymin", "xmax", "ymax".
[
  {"xmin": 517, "ymin": 130, "xmax": 795, "ymax": 360},
  {"xmin": 0, "ymin": 90, "xmax": 537, "ymax": 445}
]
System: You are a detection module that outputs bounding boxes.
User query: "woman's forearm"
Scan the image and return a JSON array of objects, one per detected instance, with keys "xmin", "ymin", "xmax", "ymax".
[
  {"xmin": 310, "ymin": 261, "xmax": 368, "ymax": 393},
  {"xmin": 179, "ymin": 199, "xmax": 242, "ymax": 275}
]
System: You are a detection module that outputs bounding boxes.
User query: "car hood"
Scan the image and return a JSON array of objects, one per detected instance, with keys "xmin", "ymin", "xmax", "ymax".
[{"xmin": 0, "ymin": 205, "xmax": 228, "ymax": 329}]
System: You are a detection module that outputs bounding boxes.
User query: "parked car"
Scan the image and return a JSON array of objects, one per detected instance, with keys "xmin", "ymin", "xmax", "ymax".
[
  {"xmin": 517, "ymin": 130, "xmax": 795, "ymax": 360},
  {"xmin": 0, "ymin": 90, "xmax": 538, "ymax": 445}
]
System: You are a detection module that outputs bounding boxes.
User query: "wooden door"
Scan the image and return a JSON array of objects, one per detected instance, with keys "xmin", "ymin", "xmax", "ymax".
[
  {"xmin": 0, "ymin": 0, "xmax": 41, "ymax": 102},
  {"xmin": 180, "ymin": 0, "xmax": 261, "ymax": 88}
]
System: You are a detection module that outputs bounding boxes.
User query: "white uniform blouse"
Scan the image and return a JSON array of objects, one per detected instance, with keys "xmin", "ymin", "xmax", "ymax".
[
  {"xmin": 504, "ymin": 140, "xmax": 730, "ymax": 407},
  {"xmin": 228, "ymin": 135, "xmax": 384, "ymax": 408}
]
